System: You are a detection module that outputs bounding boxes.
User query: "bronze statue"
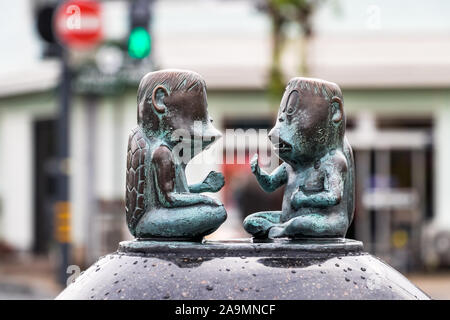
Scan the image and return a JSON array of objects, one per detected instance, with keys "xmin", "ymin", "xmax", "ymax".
[
  {"xmin": 125, "ymin": 69, "xmax": 227, "ymax": 240},
  {"xmin": 244, "ymin": 77, "xmax": 355, "ymax": 239}
]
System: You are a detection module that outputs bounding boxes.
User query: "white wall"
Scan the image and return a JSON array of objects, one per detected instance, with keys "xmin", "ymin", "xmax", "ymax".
[
  {"xmin": 70, "ymin": 101, "xmax": 89, "ymax": 248},
  {"xmin": 0, "ymin": 111, "xmax": 33, "ymax": 250},
  {"xmin": 434, "ymin": 106, "xmax": 450, "ymax": 229}
]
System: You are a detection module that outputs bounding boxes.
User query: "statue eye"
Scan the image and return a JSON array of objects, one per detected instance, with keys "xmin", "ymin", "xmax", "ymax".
[{"xmin": 286, "ymin": 90, "xmax": 299, "ymax": 116}]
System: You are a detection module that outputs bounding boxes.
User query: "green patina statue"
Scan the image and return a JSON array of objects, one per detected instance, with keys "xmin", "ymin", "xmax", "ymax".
[
  {"xmin": 244, "ymin": 77, "xmax": 355, "ymax": 239},
  {"xmin": 125, "ymin": 69, "xmax": 227, "ymax": 240}
]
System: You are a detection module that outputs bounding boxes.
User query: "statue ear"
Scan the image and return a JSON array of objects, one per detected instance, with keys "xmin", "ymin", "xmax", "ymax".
[
  {"xmin": 152, "ymin": 85, "xmax": 168, "ymax": 114},
  {"xmin": 331, "ymin": 96, "xmax": 343, "ymax": 123}
]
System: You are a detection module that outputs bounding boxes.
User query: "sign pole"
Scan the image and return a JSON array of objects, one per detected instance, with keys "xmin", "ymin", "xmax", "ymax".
[
  {"xmin": 53, "ymin": 0, "xmax": 103, "ymax": 287},
  {"xmin": 55, "ymin": 45, "xmax": 72, "ymax": 286}
]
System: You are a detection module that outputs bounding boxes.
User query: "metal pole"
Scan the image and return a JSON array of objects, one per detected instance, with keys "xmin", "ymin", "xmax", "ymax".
[
  {"xmin": 355, "ymin": 150, "xmax": 372, "ymax": 250},
  {"xmin": 374, "ymin": 150, "xmax": 391, "ymax": 261},
  {"xmin": 55, "ymin": 46, "xmax": 71, "ymax": 286},
  {"xmin": 411, "ymin": 149, "xmax": 426, "ymax": 270}
]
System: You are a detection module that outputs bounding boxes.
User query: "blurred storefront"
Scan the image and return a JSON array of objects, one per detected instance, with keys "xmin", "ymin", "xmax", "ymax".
[{"xmin": 0, "ymin": 0, "xmax": 449, "ymax": 273}]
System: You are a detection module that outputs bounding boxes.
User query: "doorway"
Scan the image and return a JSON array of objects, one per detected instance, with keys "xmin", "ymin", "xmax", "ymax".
[
  {"xmin": 33, "ymin": 119, "xmax": 57, "ymax": 255},
  {"xmin": 349, "ymin": 116, "xmax": 433, "ymax": 272}
]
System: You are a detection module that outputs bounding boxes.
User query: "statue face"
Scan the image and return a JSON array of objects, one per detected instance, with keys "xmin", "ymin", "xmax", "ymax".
[
  {"xmin": 268, "ymin": 87, "xmax": 333, "ymax": 166},
  {"xmin": 163, "ymin": 86, "xmax": 222, "ymax": 160}
]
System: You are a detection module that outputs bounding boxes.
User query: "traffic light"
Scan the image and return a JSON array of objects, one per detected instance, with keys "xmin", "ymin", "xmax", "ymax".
[
  {"xmin": 35, "ymin": 2, "xmax": 60, "ymax": 57},
  {"xmin": 128, "ymin": 0, "xmax": 152, "ymax": 59},
  {"xmin": 128, "ymin": 27, "xmax": 151, "ymax": 59}
]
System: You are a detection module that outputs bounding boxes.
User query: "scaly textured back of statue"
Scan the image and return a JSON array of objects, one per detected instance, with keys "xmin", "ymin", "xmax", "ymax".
[{"xmin": 125, "ymin": 126, "xmax": 149, "ymax": 235}]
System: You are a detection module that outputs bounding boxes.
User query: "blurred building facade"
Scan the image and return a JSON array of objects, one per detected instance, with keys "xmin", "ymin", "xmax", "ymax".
[{"xmin": 0, "ymin": 0, "xmax": 450, "ymax": 271}]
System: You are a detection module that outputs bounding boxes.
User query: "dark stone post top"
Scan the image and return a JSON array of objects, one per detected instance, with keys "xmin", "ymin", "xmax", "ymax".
[
  {"xmin": 57, "ymin": 238, "xmax": 429, "ymax": 300},
  {"xmin": 56, "ymin": 71, "xmax": 430, "ymax": 300},
  {"xmin": 118, "ymin": 238, "xmax": 364, "ymax": 257}
]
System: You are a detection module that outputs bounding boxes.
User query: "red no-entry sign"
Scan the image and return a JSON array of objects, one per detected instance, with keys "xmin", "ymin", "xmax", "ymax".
[{"xmin": 54, "ymin": 0, "xmax": 103, "ymax": 49}]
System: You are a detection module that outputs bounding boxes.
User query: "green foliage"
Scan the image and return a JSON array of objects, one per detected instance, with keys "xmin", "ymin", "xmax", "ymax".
[
  {"xmin": 262, "ymin": 0, "xmax": 324, "ymax": 107},
  {"xmin": 268, "ymin": 65, "xmax": 285, "ymax": 102}
]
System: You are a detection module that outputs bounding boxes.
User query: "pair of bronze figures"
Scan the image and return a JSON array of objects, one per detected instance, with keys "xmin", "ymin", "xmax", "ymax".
[{"xmin": 125, "ymin": 70, "xmax": 354, "ymax": 241}]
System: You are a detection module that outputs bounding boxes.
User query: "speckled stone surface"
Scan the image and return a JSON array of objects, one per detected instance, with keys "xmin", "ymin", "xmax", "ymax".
[{"xmin": 56, "ymin": 238, "xmax": 430, "ymax": 300}]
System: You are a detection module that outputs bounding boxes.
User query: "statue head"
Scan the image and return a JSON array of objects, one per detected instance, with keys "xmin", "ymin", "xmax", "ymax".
[
  {"xmin": 137, "ymin": 69, "xmax": 221, "ymax": 160},
  {"xmin": 268, "ymin": 77, "xmax": 345, "ymax": 167}
]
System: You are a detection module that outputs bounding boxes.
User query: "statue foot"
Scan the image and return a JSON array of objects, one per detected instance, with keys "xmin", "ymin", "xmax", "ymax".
[{"xmin": 268, "ymin": 226, "xmax": 286, "ymax": 239}]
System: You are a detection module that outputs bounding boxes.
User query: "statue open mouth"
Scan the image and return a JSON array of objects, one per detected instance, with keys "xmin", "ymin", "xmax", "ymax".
[{"xmin": 273, "ymin": 139, "xmax": 292, "ymax": 153}]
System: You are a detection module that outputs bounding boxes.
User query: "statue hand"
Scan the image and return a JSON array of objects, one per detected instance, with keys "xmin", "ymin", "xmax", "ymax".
[
  {"xmin": 291, "ymin": 189, "xmax": 308, "ymax": 209},
  {"xmin": 202, "ymin": 171, "xmax": 225, "ymax": 192},
  {"xmin": 250, "ymin": 154, "xmax": 260, "ymax": 175}
]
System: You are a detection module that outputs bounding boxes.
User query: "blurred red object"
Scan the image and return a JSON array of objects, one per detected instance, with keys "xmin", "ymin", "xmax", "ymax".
[
  {"xmin": 53, "ymin": 0, "xmax": 103, "ymax": 50},
  {"xmin": 0, "ymin": 240, "xmax": 16, "ymax": 257}
]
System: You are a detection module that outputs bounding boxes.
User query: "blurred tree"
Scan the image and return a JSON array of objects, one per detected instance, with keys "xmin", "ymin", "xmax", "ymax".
[{"xmin": 257, "ymin": 0, "xmax": 324, "ymax": 102}]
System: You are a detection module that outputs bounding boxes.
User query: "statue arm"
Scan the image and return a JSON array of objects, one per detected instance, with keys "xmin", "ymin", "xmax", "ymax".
[
  {"xmin": 188, "ymin": 183, "xmax": 206, "ymax": 193},
  {"xmin": 291, "ymin": 159, "xmax": 346, "ymax": 209},
  {"xmin": 189, "ymin": 171, "xmax": 225, "ymax": 193},
  {"xmin": 153, "ymin": 147, "xmax": 221, "ymax": 208},
  {"xmin": 291, "ymin": 179, "xmax": 343, "ymax": 209},
  {"xmin": 251, "ymin": 154, "xmax": 288, "ymax": 193}
]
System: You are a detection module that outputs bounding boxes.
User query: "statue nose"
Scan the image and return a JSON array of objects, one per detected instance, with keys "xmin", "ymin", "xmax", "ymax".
[
  {"xmin": 268, "ymin": 128, "xmax": 278, "ymax": 142},
  {"xmin": 278, "ymin": 114, "xmax": 285, "ymax": 122}
]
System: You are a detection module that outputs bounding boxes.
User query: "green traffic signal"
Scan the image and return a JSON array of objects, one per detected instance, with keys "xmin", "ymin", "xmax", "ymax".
[{"xmin": 128, "ymin": 27, "xmax": 151, "ymax": 59}]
